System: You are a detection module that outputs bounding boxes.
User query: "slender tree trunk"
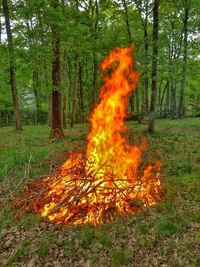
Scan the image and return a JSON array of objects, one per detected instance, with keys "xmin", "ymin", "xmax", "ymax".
[
  {"xmin": 171, "ymin": 82, "xmax": 177, "ymax": 118},
  {"xmin": 144, "ymin": 0, "xmax": 149, "ymax": 114},
  {"xmin": 2, "ymin": 0, "xmax": 22, "ymax": 131},
  {"xmin": 178, "ymin": 1, "xmax": 190, "ymax": 118},
  {"xmin": 62, "ymin": 50, "xmax": 67, "ymax": 128},
  {"xmin": 79, "ymin": 61, "xmax": 84, "ymax": 122},
  {"xmin": 160, "ymin": 81, "xmax": 169, "ymax": 117},
  {"xmin": 38, "ymin": 9, "xmax": 51, "ymax": 126},
  {"xmin": 70, "ymin": 55, "xmax": 79, "ymax": 127},
  {"xmin": 33, "ymin": 70, "xmax": 41, "ymax": 124},
  {"xmin": 123, "ymin": 0, "xmax": 141, "ymax": 122},
  {"xmin": 135, "ymin": 87, "xmax": 141, "ymax": 122},
  {"xmin": 165, "ymin": 81, "xmax": 170, "ymax": 116},
  {"xmin": 0, "ymin": 12, "xmax": 2, "ymax": 126},
  {"xmin": 129, "ymin": 94, "xmax": 134, "ymax": 116},
  {"xmin": 92, "ymin": 50, "xmax": 98, "ymax": 105},
  {"xmin": 122, "ymin": 0, "xmax": 132, "ymax": 43},
  {"xmin": 91, "ymin": 0, "xmax": 99, "ymax": 106},
  {"xmin": 50, "ymin": 0, "xmax": 64, "ymax": 139},
  {"xmin": 0, "ymin": 12, "xmax": 2, "ymax": 43},
  {"xmin": 133, "ymin": 0, "xmax": 149, "ymax": 115},
  {"xmin": 148, "ymin": 0, "xmax": 159, "ymax": 132},
  {"xmin": 67, "ymin": 55, "xmax": 72, "ymax": 117},
  {"xmin": 61, "ymin": 0, "xmax": 67, "ymax": 128}
]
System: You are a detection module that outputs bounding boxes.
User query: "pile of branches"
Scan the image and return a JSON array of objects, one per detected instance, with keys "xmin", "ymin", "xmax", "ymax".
[{"xmin": 15, "ymin": 153, "xmax": 162, "ymax": 226}]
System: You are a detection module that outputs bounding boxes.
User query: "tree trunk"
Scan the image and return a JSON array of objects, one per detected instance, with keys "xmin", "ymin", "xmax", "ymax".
[
  {"xmin": 160, "ymin": 81, "xmax": 169, "ymax": 117},
  {"xmin": 122, "ymin": 0, "xmax": 132, "ymax": 42},
  {"xmin": 50, "ymin": 0, "xmax": 64, "ymax": 139},
  {"xmin": 91, "ymin": 0, "xmax": 99, "ymax": 106},
  {"xmin": 144, "ymin": 0, "xmax": 149, "ymax": 114},
  {"xmin": 123, "ymin": 0, "xmax": 142, "ymax": 123},
  {"xmin": 148, "ymin": 0, "xmax": 159, "ymax": 133},
  {"xmin": 2, "ymin": 0, "xmax": 22, "ymax": 131},
  {"xmin": 33, "ymin": 70, "xmax": 41, "ymax": 124},
  {"xmin": 70, "ymin": 55, "xmax": 79, "ymax": 127},
  {"xmin": 62, "ymin": 50, "xmax": 67, "ymax": 128},
  {"xmin": 165, "ymin": 81, "xmax": 170, "ymax": 116},
  {"xmin": 92, "ymin": 50, "xmax": 98, "ymax": 105},
  {"xmin": 79, "ymin": 61, "xmax": 84, "ymax": 122},
  {"xmin": 61, "ymin": 0, "xmax": 67, "ymax": 128},
  {"xmin": 38, "ymin": 9, "xmax": 50, "ymax": 126},
  {"xmin": 171, "ymin": 82, "xmax": 177, "ymax": 118},
  {"xmin": 67, "ymin": 55, "xmax": 72, "ymax": 117},
  {"xmin": 129, "ymin": 93, "xmax": 134, "ymax": 116},
  {"xmin": 178, "ymin": 1, "xmax": 190, "ymax": 118},
  {"xmin": 133, "ymin": 0, "xmax": 149, "ymax": 115},
  {"xmin": 135, "ymin": 87, "xmax": 141, "ymax": 122},
  {"xmin": 48, "ymin": 94, "xmax": 52, "ymax": 127},
  {"xmin": 0, "ymin": 12, "xmax": 2, "ymax": 43}
]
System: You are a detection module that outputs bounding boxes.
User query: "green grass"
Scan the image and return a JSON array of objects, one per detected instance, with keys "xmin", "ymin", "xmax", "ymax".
[
  {"xmin": 37, "ymin": 233, "xmax": 56, "ymax": 259},
  {"xmin": 78, "ymin": 225, "xmax": 95, "ymax": 248},
  {"xmin": 0, "ymin": 118, "xmax": 200, "ymax": 266},
  {"xmin": 64, "ymin": 239, "xmax": 76, "ymax": 258},
  {"xmin": 8, "ymin": 241, "xmax": 31, "ymax": 265},
  {"xmin": 111, "ymin": 248, "xmax": 131, "ymax": 266}
]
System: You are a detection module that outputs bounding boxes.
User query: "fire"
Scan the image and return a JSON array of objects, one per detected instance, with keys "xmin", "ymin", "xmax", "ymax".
[{"xmin": 18, "ymin": 45, "xmax": 161, "ymax": 225}]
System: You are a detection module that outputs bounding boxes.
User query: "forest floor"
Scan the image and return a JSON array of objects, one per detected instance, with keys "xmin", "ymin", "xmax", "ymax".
[{"xmin": 0, "ymin": 118, "xmax": 200, "ymax": 267}]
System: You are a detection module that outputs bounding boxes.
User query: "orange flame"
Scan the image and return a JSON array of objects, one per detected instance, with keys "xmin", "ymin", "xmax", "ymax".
[{"xmin": 38, "ymin": 45, "xmax": 161, "ymax": 225}]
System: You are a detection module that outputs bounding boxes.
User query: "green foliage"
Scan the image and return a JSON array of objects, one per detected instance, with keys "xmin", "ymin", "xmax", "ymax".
[{"xmin": 0, "ymin": 0, "xmax": 200, "ymax": 125}]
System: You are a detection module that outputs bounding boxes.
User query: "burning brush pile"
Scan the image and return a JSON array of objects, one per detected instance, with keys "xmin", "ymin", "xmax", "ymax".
[{"xmin": 16, "ymin": 46, "xmax": 162, "ymax": 226}]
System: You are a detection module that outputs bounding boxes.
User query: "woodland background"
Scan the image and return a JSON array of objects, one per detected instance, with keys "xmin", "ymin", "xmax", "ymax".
[
  {"xmin": 0, "ymin": 0, "xmax": 200, "ymax": 136},
  {"xmin": 0, "ymin": 1, "xmax": 200, "ymax": 266}
]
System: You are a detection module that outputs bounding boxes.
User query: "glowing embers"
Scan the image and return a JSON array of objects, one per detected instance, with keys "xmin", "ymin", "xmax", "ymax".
[{"xmin": 17, "ymin": 45, "xmax": 162, "ymax": 225}]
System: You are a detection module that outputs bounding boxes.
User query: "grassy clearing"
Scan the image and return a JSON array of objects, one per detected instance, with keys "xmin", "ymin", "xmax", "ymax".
[{"xmin": 0, "ymin": 118, "xmax": 199, "ymax": 266}]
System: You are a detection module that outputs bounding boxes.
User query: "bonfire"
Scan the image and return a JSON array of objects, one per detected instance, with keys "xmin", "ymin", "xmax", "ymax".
[{"xmin": 16, "ymin": 45, "xmax": 161, "ymax": 226}]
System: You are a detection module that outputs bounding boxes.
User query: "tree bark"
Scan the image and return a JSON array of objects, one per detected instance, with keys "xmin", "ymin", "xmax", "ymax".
[
  {"xmin": 148, "ymin": 0, "xmax": 159, "ymax": 133},
  {"xmin": 2, "ymin": 0, "xmax": 22, "ymax": 131},
  {"xmin": 38, "ymin": 8, "xmax": 51, "ymax": 126},
  {"xmin": 144, "ymin": 0, "xmax": 149, "ymax": 114},
  {"xmin": 62, "ymin": 50, "xmax": 67, "ymax": 128},
  {"xmin": 159, "ymin": 81, "xmax": 169, "ymax": 117},
  {"xmin": 50, "ymin": 0, "xmax": 64, "ymax": 139},
  {"xmin": 91, "ymin": 0, "xmax": 99, "ymax": 106},
  {"xmin": 123, "ymin": 0, "xmax": 141, "ymax": 122},
  {"xmin": 133, "ymin": 0, "xmax": 149, "ymax": 115},
  {"xmin": 135, "ymin": 87, "xmax": 141, "ymax": 122},
  {"xmin": 171, "ymin": 82, "xmax": 177, "ymax": 118},
  {"xmin": 0, "ymin": 12, "xmax": 2, "ymax": 43},
  {"xmin": 79, "ymin": 61, "xmax": 84, "ymax": 122},
  {"xmin": 33, "ymin": 70, "xmax": 41, "ymax": 124},
  {"xmin": 122, "ymin": 0, "xmax": 132, "ymax": 42},
  {"xmin": 70, "ymin": 54, "xmax": 79, "ymax": 127},
  {"xmin": 178, "ymin": 0, "xmax": 190, "ymax": 118},
  {"xmin": 61, "ymin": 0, "xmax": 67, "ymax": 128}
]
